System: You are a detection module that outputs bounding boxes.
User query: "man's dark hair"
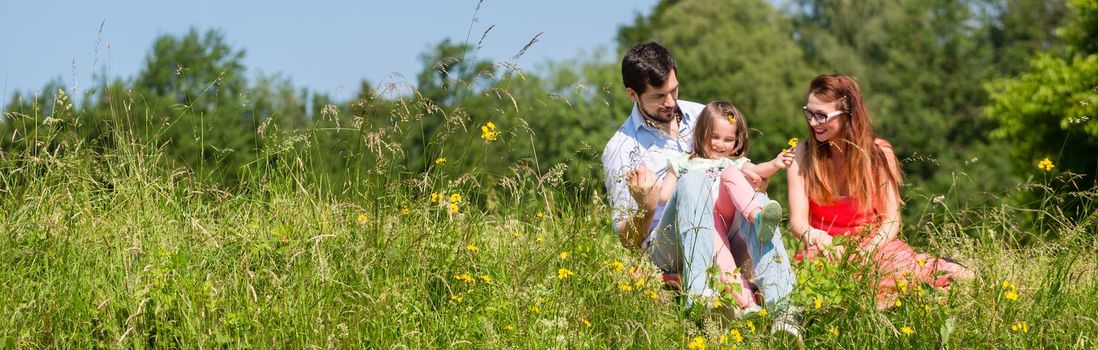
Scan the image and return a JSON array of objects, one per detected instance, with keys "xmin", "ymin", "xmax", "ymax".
[{"xmin": 621, "ymin": 42, "xmax": 677, "ymax": 95}]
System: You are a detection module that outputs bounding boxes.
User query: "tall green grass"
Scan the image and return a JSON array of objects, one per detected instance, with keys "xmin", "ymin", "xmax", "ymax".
[{"xmin": 2, "ymin": 76, "xmax": 1096, "ymax": 349}]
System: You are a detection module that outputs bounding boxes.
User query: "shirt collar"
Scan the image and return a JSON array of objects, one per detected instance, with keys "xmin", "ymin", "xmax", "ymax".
[{"xmin": 628, "ymin": 102, "xmax": 692, "ymax": 134}]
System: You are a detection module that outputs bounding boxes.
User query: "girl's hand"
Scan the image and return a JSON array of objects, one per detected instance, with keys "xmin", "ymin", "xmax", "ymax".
[{"xmin": 775, "ymin": 148, "xmax": 796, "ymax": 169}]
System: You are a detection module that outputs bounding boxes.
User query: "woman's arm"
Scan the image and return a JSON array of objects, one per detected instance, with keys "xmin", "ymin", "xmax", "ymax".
[
  {"xmin": 861, "ymin": 140, "xmax": 902, "ymax": 253},
  {"xmin": 787, "ymin": 146, "xmax": 841, "ymax": 256}
]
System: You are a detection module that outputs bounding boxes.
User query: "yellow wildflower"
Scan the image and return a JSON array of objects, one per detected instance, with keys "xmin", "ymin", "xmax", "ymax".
[
  {"xmin": 1004, "ymin": 290, "xmax": 1019, "ymax": 301},
  {"xmin": 504, "ymin": 324, "xmax": 514, "ymax": 332},
  {"xmin": 729, "ymin": 329, "xmax": 743, "ymax": 343},
  {"xmin": 454, "ymin": 273, "xmax": 476, "ymax": 285},
  {"xmin": 788, "ymin": 137, "xmax": 799, "ymax": 148},
  {"xmin": 356, "ymin": 213, "xmax": 368, "ymax": 224},
  {"xmin": 687, "ymin": 336, "xmax": 706, "ymax": 350},
  {"xmin": 1011, "ymin": 321, "xmax": 1029, "ymax": 333},
  {"xmin": 898, "ymin": 278, "xmax": 908, "ymax": 293},
  {"xmin": 1038, "ymin": 157, "xmax": 1054, "ymax": 171},
  {"xmin": 746, "ymin": 321, "xmax": 756, "ymax": 333},
  {"xmin": 827, "ymin": 325, "xmax": 840, "ymax": 337},
  {"xmin": 529, "ymin": 304, "xmax": 541, "ymax": 314},
  {"xmin": 814, "ymin": 296, "xmax": 823, "ymax": 310},
  {"xmin": 450, "ymin": 294, "xmax": 463, "ymax": 303},
  {"xmin": 448, "ymin": 202, "xmax": 460, "ymax": 214},
  {"xmin": 559, "ymin": 251, "xmax": 569, "ymax": 260},
  {"xmin": 536, "ymin": 235, "xmax": 545, "ymax": 243},
  {"xmin": 1002, "ymin": 280, "xmax": 1019, "ymax": 301},
  {"xmin": 535, "ymin": 212, "xmax": 545, "ymax": 220},
  {"xmin": 645, "ymin": 290, "xmax": 659, "ymax": 300},
  {"xmin": 917, "ymin": 258, "xmax": 927, "ymax": 267},
  {"xmin": 434, "ymin": 157, "xmax": 446, "ymax": 165},
  {"xmin": 609, "ymin": 260, "xmax": 625, "ymax": 273},
  {"xmin": 450, "ymin": 193, "xmax": 462, "ymax": 203},
  {"xmin": 581, "ymin": 319, "xmax": 592, "ymax": 328},
  {"xmin": 479, "ymin": 274, "xmax": 492, "ymax": 284},
  {"xmin": 900, "ymin": 326, "xmax": 914, "ymax": 335},
  {"xmin": 895, "ymin": 300, "xmax": 903, "ymax": 307},
  {"xmin": 430, "ymin": 192, "xmax": 441, "ymax": 203},
  {"xmin": 618, "ymin": 281, "xmax": 634, "ymax": 292},
  {"xmin": 481, "ymin": 122, "xmax": 499, "ymax": 141},
  {"xmin": 557, "ymin": 268, "xmax": 575, "ymax": 280},
  {"xmin": 634, "ymin": 278, "xmax": 648, "ymax": 289},
  {"xmin": 465, "ymin": 243, "xmax": 479, "ymax": 253},
  {"xmin": 758, "ymin": 308, "xmax": 768, "ymax": 317},
  {"xmin": 401, "ymin": 207, "xmax": 410, "ymax": 215},
  {"xmin": 728, "ymin": 116, "xmax": 736, "ymax": 124}
]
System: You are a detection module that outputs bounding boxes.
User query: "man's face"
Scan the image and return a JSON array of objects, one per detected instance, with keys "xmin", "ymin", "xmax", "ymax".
[{"xmin": 628, "ymin": 70, "xmax": 679, "ymax": 124}]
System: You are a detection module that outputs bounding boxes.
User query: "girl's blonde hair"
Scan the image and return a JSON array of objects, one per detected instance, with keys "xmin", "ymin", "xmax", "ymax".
[
  {"xmin": 692, "ymin": 101, "xmax": 748, "ymax": 159},
  {"xmin": 801, "ymin": 74, "xmax": 902, "ymax": 211}
]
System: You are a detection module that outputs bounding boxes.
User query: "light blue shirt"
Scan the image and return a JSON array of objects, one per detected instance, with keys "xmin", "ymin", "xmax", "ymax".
[{"xmin": 602, "ymin": 100, "xmax": 706, "ymax": 236}]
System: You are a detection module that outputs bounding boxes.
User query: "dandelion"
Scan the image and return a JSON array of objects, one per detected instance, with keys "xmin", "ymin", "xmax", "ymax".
[
  {"xmin": 465, "ymin": 243, "xmax": 479, "ymax": 253},
  {"xmin": 895, "ymin": 300, "xmax": 903, "ymax": 307},
  {"xmin": 898, "ymin": 278, "xmax": 908, "ymax": 293},
  {"xmin": 356, "ymin": 213, "xmax": 368, "ymax": 224},
  {"xmin": 1037, "ymin": 157, "xmax": 1054, "ymax": 171},
  {"xmin": 557, "ymin": 268, "xmax": 575, "ymax": 280},
  {"xmin": 814, "ymin": 296, "xmax": 823, "ymax": 310},
  {"xmin": 581, "ymin": 319, "xmax": 592, "ymax": 328},
  {"xmin": 687, "ymin": 336, "xmax": 706, "ymax": 350},
  {"xmin": 559, "ymin": 251, "xmax": 569, "ymax": 260},
  {"xmin": 758, "ymin": 308, "xmax": 768, "ymax": 317},
  {"xmin": 634, "ymin": 278, "xmax": 648, "ymax": 289},
  {"xmin": 504, "ymin": 324, "xmax": 514, "ymax": 332},
  {"xmin": 609, "ymin": 260, "xmax": 625, "ymax": 273},
  {"xmin": 431, "ymin": 192, "xmax": 442, "ymax": 203},
  {"xmin": 450, "ymin": 193, "xmax": 462, "ymax": 203},
  {"xmin": 535, "ymin": 212, "xmax": 545, "ymax": 220},
  {"xmin": 917, "ymin": 258, "xmax": 926, "ymax": 267},
  {"xmin": 401, "ymin": 207, "xmax": 410, "ymax": 215},
  {"xmin": 481, "ymin": 122, "xmax": 499, "ymax": 141},
  {"xmin": 536, "ymin": 235, "xmax": 545, "ymax": 244},
  {"xmin": 900, "ymin": 326, "xmax": 914, "ymax": 335},
  {"xmin": 746, "ymin": 321, "xmax": 756, "ymax": 333},
  {"xmin": 479, "ymin": 274, "xmax": 492, "ymax": 284},
  {"xmin": 450, "ymin": 294, "xmax": 463, "ymax": 303},
  {"xmin": 645, "ymin": 290, "xmax": 659, "ymax": 300},
  {"xmin": 1011, "ymin": 321, "xmax": 1029, "ymax": 333},
  {"xmin": 827, "ymin": 325, "xmax": 839, "ymax": 337},
  {"xmin": 788, "ymin": 137, "xmax": 799, "ymax": 148},
  {"xmin": 448, "ymin": 202, "xmax": 460, "ymax": 214},
  {"xmin": 434, "ymin": 157, "xmax": 447, "ymax": 165}
]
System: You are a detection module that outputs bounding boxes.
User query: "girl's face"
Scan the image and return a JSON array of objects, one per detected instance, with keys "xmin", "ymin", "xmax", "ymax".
[
  {"xmin": 805, "ymin": 94, "xmax": 844, "ymax": 142},
  {"xmin": 707, "ymin": 117, "xmax": 738, "ymax": 158}
]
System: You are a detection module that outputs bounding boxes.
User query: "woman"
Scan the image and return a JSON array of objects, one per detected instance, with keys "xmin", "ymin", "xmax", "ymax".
[{"xmin": 786, "ymin": 74, "xmax": 973, "ymax": 309}]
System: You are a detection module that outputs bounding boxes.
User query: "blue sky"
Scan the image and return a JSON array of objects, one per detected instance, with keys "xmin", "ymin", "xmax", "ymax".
[{"xmin": 1, "ymin": 0, "xmax": 658, "ymax": 102}]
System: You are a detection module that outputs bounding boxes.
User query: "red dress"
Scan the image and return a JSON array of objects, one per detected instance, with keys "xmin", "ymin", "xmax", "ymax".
[{"xmin": 802, "ymin": 196, "xmax": 969, "ymax": 309}]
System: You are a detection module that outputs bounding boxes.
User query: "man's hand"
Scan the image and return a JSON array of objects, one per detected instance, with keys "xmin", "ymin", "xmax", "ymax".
[{"xmin": 626, "ymin": 164, "xmax": 660, "ymax": 212}]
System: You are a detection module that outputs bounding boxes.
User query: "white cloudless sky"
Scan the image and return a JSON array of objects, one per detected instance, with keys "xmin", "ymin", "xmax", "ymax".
[{"xmin": 0, "ymin": 0, "xmax": 658, "ymax": 102}]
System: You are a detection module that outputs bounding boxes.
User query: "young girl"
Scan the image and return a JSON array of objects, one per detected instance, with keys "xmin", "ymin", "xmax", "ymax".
[{"xmin": 656, "ymin": 101, "xmax": 794, "ymax": 311}]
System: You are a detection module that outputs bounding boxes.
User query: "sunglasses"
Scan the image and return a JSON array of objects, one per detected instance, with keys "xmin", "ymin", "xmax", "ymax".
[{"xmin": 802, "ymin": 106, "xmax": 844, "ymax": 124}]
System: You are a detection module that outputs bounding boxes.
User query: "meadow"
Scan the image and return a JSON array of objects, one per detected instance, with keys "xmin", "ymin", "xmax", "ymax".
[{"xmin": 1, "ymin": 86, "xmax": 1095, "ymax": 349}]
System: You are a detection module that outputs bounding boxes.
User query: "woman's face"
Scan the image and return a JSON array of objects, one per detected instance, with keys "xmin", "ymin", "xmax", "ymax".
[
  {"xmin": 805, "ymin": 94, "xmax": 844, "ymax": 142},
  {"xmin": 708, "ymin": 117, "xmax": 738, "ymax": 158}
]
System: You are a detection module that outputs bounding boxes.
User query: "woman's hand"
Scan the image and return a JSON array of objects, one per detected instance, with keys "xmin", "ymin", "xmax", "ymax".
[{"xmin": 807, "ymin": 228, "xmax": 846, "ymax": 261}]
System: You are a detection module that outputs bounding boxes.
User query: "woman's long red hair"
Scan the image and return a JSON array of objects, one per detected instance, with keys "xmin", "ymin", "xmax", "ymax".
[{"xmin": 801, "ymin": 74, "xmax": 901, "ymax": 212}]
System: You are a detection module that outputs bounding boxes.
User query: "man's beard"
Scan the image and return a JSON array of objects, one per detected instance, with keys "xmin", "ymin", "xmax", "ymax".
[{"xmin": 640, "ymin": 104, "xmax": 680, "ymax": 125}]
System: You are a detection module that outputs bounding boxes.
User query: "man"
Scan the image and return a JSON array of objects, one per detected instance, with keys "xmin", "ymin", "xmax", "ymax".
[{"xmin": 602, "ymin": 42, "xmax": 802, "ymax": 341}]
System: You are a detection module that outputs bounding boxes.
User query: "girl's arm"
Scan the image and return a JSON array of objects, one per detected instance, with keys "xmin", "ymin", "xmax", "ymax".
[
  {"xmin": 658, "ymin": 170, "xmax": 678, "ymax": 205},
  {"xmin": 742, "ymin": 149, "xmax": 796, "ymax": 180},
  {"xmin": 860, "ymin": 141, "xmax": 902, "ymax": 254}
]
